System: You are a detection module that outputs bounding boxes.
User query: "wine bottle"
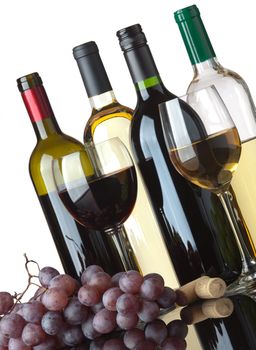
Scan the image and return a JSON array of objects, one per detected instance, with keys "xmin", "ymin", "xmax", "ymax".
[
  {"xmin": 116, "ymin": 23, "xmax": 252, "ymax": 350},
  {"xmin": 116, "ymin": 23, "xmax": 241, "ymax": 284},
  {"xmin": 175, "ymin": 5, "xmax": 256, "ymax": 253},
  {"xmin": 72, "ymin": 41, "xmax": 179, "ymax": 288},
  {"xmin": 17, "ymin": 73, "xmax": 130, "ymax": 278}
]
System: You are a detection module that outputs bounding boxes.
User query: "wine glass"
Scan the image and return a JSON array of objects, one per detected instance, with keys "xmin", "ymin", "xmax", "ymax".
[
  {"xmin": 52, "ymin": 137, "xmax": 139, "ymax": 272},
  {"xmin": 159, "ymin": 85, "xmax": 256, "ymax": 299}
]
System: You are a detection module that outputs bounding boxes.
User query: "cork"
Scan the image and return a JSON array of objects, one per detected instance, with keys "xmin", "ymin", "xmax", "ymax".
[
  {"xmin": 202, "ymin": 298, "xmax": 234, "ymax": 318},
  {"xmin": 176, "ymin": 276, "xmax": 210, "ymax": 306},
  {"xmin": 180, "ymin": 302, "xmax": 208, "ymax": 325},
  {"xmin": 195, "ymin": 277, "xmax": 226, "ymax": 299}
]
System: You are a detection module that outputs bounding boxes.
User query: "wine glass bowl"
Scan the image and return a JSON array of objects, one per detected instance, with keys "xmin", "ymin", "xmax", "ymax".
[
  {"xmin": 53, "ymin": 137, "xmax": 138, "ymax": 271},
  {"xmin": 160, "ymin": 87, "xmax": 241, "ymax": 194},
  {"xmin": 159, "ymin": 85, "xmax": 256, "ymax": 299}
]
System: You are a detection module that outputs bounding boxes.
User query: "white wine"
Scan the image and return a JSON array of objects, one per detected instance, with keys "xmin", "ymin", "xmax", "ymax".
[
  {"xmin": 169, "ymin": 127, "xmax": 241, "ymax": 192},
  {"xmin": 231, "ymin": 138, "xmax": 256, "ymax": 253}
]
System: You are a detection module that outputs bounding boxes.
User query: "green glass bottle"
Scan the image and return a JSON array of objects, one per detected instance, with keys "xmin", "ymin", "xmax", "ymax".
[{"xmin": 17, "ymin": 72, "xmax": 129, "ymax": 278}]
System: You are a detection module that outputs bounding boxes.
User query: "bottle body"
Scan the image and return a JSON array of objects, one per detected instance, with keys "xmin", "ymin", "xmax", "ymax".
[
  {"xmin": 188, "ymin": 60, "xmax": 256, "ymax": 253},
  {"xmin": 116, "ymin": 24, "xmax": 249, "ymax": 350},
  {"xmin": 73, "ymin": 41, "xmax": 180, "ymax": 287},
  {"xmin": 116, "ymin": 27, "xmax": 241, "ymax": 285},
  {"xmin": 18, "ymin": 73, "xmax": 126, "ymax": 279}
]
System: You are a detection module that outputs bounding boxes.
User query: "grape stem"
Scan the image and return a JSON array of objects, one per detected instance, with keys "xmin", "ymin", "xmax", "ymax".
[{"xmin": 11, "ymin": 254, "xmax": 44, "ymax": 307}]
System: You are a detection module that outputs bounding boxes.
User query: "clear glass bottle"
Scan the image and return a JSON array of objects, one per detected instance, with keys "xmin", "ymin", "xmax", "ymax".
[
  {"xmin": 73, "ymin": 41, "xmax": 178, "ymax": 287},
  {"xmin": 175, "ymin": 5, "xmax": 256, "ymax": 253}
]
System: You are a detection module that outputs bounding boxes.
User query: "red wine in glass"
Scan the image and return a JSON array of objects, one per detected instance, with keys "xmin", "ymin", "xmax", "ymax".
[
  {"xmin": 59, "ymin": 166, "xmax": 137, "ymax": 230},
  {"xmin": 53, "ymin": 137, "xmax": 139, "ymax": 271}
]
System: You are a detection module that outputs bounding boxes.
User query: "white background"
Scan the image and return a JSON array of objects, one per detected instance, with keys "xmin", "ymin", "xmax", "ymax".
[{"xmin": 0, "ymin": 0, "xmax": 255, "ymax": 297}]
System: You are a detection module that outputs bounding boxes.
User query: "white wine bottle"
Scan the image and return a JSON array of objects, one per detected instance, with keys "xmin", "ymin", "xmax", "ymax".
[
  {"xmin": 72, "ymin": 41, "xmax": 178, "ymax": 288},
  {"xmin": 175, "ymin": 5, "xmax": 256, "ymax": 253}
]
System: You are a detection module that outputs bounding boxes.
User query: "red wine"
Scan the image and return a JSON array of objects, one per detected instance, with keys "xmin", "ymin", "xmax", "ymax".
[{"xmin": 59, "ymin": 166, "xmax": 137, "ymax": 230}]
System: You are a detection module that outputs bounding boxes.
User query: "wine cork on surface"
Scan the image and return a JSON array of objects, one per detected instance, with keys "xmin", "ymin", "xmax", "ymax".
[
  {"xmin": 180, "ymin": 302, "xmax": 208, "ymax": 325},
  {"xmin": 176, "ymin": 276, "xmax": 210, "ymax": 306},
  {"xmin": 195, "ymin": 277, "xmax": 226, "ymax": 299},
  {"xmin": 202, "ymin": 298, "xmax": 234, "ymax": 318}
]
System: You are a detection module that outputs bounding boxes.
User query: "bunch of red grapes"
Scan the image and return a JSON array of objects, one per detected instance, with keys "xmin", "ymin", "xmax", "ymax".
[{"xmin": 0, "ymin": 265, "xmax": 188, "ymax": 349}]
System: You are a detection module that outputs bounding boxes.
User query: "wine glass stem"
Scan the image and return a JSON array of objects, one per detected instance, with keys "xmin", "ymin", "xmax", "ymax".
[
  {"xmin": 217, "ymin": 190, "xmax": 256, "ymax": 275},
  {"xmin": 106, "ymin": 225, "xmax": 140, "ymax": 272}
]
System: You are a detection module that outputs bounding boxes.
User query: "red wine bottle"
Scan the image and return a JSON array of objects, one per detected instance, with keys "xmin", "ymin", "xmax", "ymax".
[
  {"xmin": 116, "ymin": 24, "xmax": 241, "ymax": 285},
  {"xmin": 17, "ymin": 73, "xmax": 130, "ymax": 278},
  {"xmin": 116, "ymin": 24, "xmax": 253, "ymax": 350}
]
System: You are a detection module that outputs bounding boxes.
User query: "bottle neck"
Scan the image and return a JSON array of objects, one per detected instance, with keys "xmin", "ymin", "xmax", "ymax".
[
  {"xmin": 176, "ymin": 9, "xmax": 216, "ymax": 65},
  {"xmin": 123, "ymin": 44, "xmax": 167, "ymax": 100},
  {"xmin": 89, "ymin": 90, "xmax": 117, "ymax": 111},
  {"xmin": 75, "ymin": 50, "xmax": 113, "ymax": 99},
  {"xmin": 21, "ymin": 85, "xmax": 61, "ymax": 140}
]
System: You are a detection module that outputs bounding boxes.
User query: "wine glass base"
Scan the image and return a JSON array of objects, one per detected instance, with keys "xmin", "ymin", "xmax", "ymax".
[{"xmin": 225, "ymin": 271, "xmax": 256, "ymax": 301}]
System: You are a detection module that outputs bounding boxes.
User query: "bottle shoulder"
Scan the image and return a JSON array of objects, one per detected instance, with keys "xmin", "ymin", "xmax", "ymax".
[
  {"xmin": 188, "ymin": 64, "xmax": 256, "ymax": 142},
  {"xmin": 84, "ymin": 103, "xmax": 133, "ymax": 142},
  {"xmin": 29, "ymin": 134, "xmax": 85, "ymax": 196},
  {"xmin": 132, "ymin": 89, "xmax": 175, "ymax": 119},
  {"xmin": 189, "ymin": 64, "xmax": 247, "ymax": 90},
  {"xmin": 29, "ymin": 134, "xmax": 84, "ymax": 164}
]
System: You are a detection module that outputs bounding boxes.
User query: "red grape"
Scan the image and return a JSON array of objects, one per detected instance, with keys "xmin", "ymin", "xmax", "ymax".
[
  {"xmin": 63, "ymin": 296, "xmax": 89, "ymax": 325},
  {"xmin": 123, "ymin": 328, "xmax": 145, "ymax": 349},
  {"xmin": 41, "ymin": 287, "xmax": 68, "ymax": 311},
  {"xmin": 167, "ymin": 320, "xmax": 188, "ymax": 339},
  {"xmin": 144, "ymin": 319, "xmax": 167, "ymax": 344},
  {"xmin": 144, "ymin": 273, "xmax": 164, "ymax": 285},
  {"xmin": 22, "ymin": 323, "xmax": 46, "ymax": 346},
  {"xmin": 116, "ymin": 312, "xmax": 138, "ymax": 330},
  {"xmin": 0, "ymin": 313, "xmax": 26, "ymax": 339},
  {"xmin": 102, "ymin": 287, "xmax": 123, "ymax": 311},
  {"xmin": 41, "ymin": 311, "xmax": 63, "ymax": 336},
  {"xmin": 78, "ymin": 285, "xmax": 101, "ymax": 307},
  {"xmin": 116, "ymin": 293, "xmax": 140, "ymax": 315},
  {"xmin": 21, "ymin": 301, "xmax": 46, "ymax": 324},
  {"xmin": 137, "ymin": 300, "xmax": 160, "ymax": 323},
  {"xmin": 48, "ymin": 274, "xmax": 77, "ymax": 296},
  {"xmin": 88, "ymin": 272, "xmax": 112, "ymax": 294},
  {"xmin": 157, "ymin": 287, "xmax": 176, "ymax": 309},
  {"xmin": 93, "ymin": 309, "xmax": 117, "ymax": 334},
  {"xmin": 140, "ymin": 277, "xmax": 164, "ymax": 301},
  {"xmin": 0, "ymin": 292, "xmax": 14, "ymax": 315},
  {"xmin": 60, "ymin": 325, "xmax": 84, "ymax": 346},
  {"xmin": 39, "ymin": 267, "xmax": 59, "ymax": 288},
  {"xmin": 119, "ymin": 271, "xmax": 143, "ymax": 294},
  {"xmin": 81, "ymin": 265, "xmax": 104, "ymax": 285}
]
